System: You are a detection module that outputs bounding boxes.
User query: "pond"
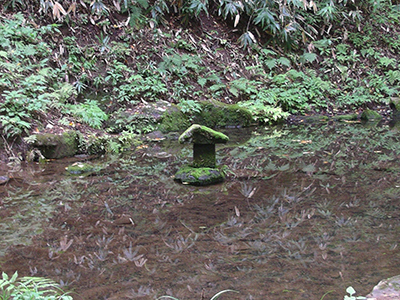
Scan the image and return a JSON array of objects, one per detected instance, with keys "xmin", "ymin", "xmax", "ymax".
[{"xmin": 1, "ymin": 121, "xmax": 400, "ymax": 300}]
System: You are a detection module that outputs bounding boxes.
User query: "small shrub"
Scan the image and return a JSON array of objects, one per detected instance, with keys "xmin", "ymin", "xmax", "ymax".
[
  {"xmin": 0, "ymin": 271, "xmax": 73, "ymax": 300},
  {"xmin": 64, "ymin": 100, "xmax": 108, "ymax": 129}
]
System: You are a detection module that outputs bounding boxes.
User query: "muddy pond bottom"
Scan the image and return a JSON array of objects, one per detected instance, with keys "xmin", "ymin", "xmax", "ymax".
[{"xmin": 1, "ymin": 123, "xmax": 400, "ymax": 300}]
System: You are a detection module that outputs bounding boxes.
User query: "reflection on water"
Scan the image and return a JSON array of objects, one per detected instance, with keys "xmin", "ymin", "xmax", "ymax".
[{"xmin": 1, "ymin": 123, "xmax": 400, "ymax": 300}]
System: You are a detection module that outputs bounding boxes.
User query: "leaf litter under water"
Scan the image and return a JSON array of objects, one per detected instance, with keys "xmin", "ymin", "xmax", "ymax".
[{"xmin": 1, "ymin": 123, "xmax": 400, "ymax": 299}]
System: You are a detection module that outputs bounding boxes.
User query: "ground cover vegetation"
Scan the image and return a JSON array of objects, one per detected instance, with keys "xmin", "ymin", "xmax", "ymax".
[
  {"xmin": 0, "ymin": 271, "xmax": 72, "ymax": 299},
  {"xmin": 0, "ymin": 0, "xmax": 399, "ymax": 145},
  {"xmin": 0, "ymin": 0, "xmax": 400, "ymax": 298}
]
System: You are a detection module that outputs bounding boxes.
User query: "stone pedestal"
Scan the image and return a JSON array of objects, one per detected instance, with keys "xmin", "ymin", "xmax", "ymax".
[
  {"xmin": 174, "ymin": 124, "xmax": 229, "ymax": 186},
  {"xmin": 193, "ymin": 144, "xmax": 215, "ymax": 168}
]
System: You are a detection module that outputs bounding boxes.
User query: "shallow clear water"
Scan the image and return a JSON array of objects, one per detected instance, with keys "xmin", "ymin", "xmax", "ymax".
[{"xmin": 1, "ymin": 122, "xmax": 400, "ymax": 300}]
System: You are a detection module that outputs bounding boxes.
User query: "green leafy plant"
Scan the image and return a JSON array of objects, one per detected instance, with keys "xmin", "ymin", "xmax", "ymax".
[
  {"xmin": 178, "ymin": 99, "xmax": 202, "ymax": 114},
  {"xmin": 188, "ymin": 0, "xmax": 209, "ymax": 18},
  {"xmin": 158, "ymin": 52, "xmax": 204, "ymax": 78},
  {"xmin": 238, "ymin": 99, "xmax": 289, "ymax": 124},
  {"xmin": 238, "ymin": 31, "xmax": 257, "ymax": 49},
  {"xmin": 343, "ymin": 286, "xmax": 366, "ymax": 300},
  {"xmin": 266, "ymin": 69, "xmax": 332, "ymax": 113},
  {"xmin": 0, "ymin": 13, "xmax": 64, "ymax": 137},
  {"xmin": 119, "ymin": 0, "xmax": 150, "ymax": 28},
  {"xmin": 5, "ymin": 0, "xmax": 398, "ymax": 51},
  {"xmin": 0, "ymin": 272, "xmax": 72, "ymax": 300},
  {"xmin": 64, "ymin": 100, "xmax": 108, "ymax": 129},
  {"xmin": 106, "ymin": 109, "xmax": 157, "ymax": 134},
  {"xmin": 0, "ymin": 115, "xmax": 31, "ymax": 138}
]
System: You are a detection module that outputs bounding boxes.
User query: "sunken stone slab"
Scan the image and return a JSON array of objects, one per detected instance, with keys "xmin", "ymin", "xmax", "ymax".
[
  {"xmin": 365, "ymin": 275, "xmax": 400, "ymax": 300},
  {"xmin": 28, "ymin": 131, "xmax": 79, "ymax": 159},
  {"xmin": 174, "ymin": 166, "xmax": 225, "ymax": 186},
  {"xmin": 175, "ymin": 125, "xmax": 228, "ymax": 185}
]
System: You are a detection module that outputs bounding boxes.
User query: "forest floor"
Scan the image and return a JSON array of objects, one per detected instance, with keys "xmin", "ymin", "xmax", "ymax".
[{"xmin": 0, "ymin": 7, "xmax": 399, "ymax": 160}]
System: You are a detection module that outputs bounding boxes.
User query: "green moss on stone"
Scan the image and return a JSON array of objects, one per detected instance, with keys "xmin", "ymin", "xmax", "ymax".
[
  {"xmin": 390, "ymin": 97, "xmax": 400, "ymax": 119},
  {"xmin": 174, "ymin": 165, "xmax": 225, "ymax": 186},
  {"xmin": 390, "ymin": 97, "xmax": 400, "ymax": 111},
  {"xmin": 158, "ymin": 105, "xmax": 191, "ymax": 132},
  {"xmin": 194, "ymin": 100, "xmax": 253, "ymax": 128},
  {"xmin": 84, "ymin": 134, "xmax": 141, "ymax": 155},
  {"xmin": 298, "ymin": 115, "xmax": 329, "ymax": 123},
  {"xmin": 333, "ymin": 114, "xmax": 359, "ymax": 122},
  {"xmin": 178, "ymin": 124, "xmax": 229, "ymax": 144},
  {"xmin": 66, "ymin": 162, "xmax": 97, "ymax": 175},
  {"xmin": 30, "ymin": 131, "xmax": 79, "ymax": 159},
  {"xmin": 361, "ymin": 109, "xmax": 382, "ymax": 121},
  {"xmin": 159, "ymin": 100, "xmax": 253, "ymax": 132}
]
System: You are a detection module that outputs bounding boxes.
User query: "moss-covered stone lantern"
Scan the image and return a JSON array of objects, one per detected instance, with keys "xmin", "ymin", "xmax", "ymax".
[{"xmin": 174, "ymin": 124, "xmax": 229, "ymax": 186}]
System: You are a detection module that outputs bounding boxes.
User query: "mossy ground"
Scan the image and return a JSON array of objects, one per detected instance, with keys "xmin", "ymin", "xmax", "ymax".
[{"xmin": 159, "ymin": 101, "xmax": 253, "ymax": 133}]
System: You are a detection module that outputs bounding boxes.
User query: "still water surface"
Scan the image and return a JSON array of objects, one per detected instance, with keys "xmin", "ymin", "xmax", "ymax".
[{"xmin": 1, "ymin": 122, "xmax": 400, "ymax": 300}]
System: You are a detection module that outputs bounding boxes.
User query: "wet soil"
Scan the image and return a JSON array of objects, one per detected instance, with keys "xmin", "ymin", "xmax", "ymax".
[{"xmin": 1, "ymin": 123, "xmax": 400, "ymax": 300}]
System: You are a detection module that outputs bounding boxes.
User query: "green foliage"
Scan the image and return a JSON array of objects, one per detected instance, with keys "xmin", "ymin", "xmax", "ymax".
[
  {"xmin": 210, "ymin": 0, "xmax": 396, "ymax": 48},
  {"xmin": 125, "ymin": 74, "xmax": 168, "ymax": 101},
  {"xmin": 386, "ymin": 70, "xmax": 400, "ymax": 85},
  {"xmin": 188, "ymin": 0, "xmax": 209, "ymax": 17},
  {"xmin": 85, "ymin": 131, "xmax": 140, "ymax": 154},
  {"xmin": 343, "ymin": 286, "xmax": 366, "ymax": 300},
  {"xmin": 158, "ymin": 52, "xmax": 204, "ymax": 78},
  {"xmin": 64, "ymin": 100, "xmax": 108, "ymax": 129},
  {"xmin": 266, "ymin": 69, "xmax": 333, "ymax": 113},
  {"xmin": 0, "ymin": 272, "xmax": 72, "ymax": 300},
  {"xmin": 255, "ymin": 49, "xmax": 291, "ymax": 70},
  {"xmin": 0, "ymin": 115, "xmax": 31, "ymax": 137},
  {"xmin": 238, "ymin": 31, "xmax": 257, "ymax": 49},
  {"xmin": 118, "ymin": 0, "xmax": 149, "ymax": 28},
  {"xmin": 106, "ymin": 108, "xmax": 157, "ymax": 134},
  {"xmin": 299, "ymin": 52, "xmax": 318, "ymax": 65},
  {"xmin": 3, "ymin": 0, "xmax": 399, "ymax": 51},
  {"xmin": 238, "ymin": 99, "xmax": 289, "ymax": 124},
  {"xmin": 178, "ymin": 99, "xmax": 202, "ymax": 114},
  {"xmin": 335, "ymin": 86, "xmax": 371, "ymax": 108},
  {"xmin": 227, "ymin": 77, "xmax": 257, "ymax": 98},
  {"xmin": 0, "ymin": 0, "xmax": 399, "ymax": 139},
  {"xmin": 0, "ymin": 13, "xmax": 64, "ymax": 137}
]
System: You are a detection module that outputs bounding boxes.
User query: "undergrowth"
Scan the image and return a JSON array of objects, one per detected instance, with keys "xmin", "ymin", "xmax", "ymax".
[
  {"xmin": 0, "ymin": 2, "xmax": 399, "ymax": 138},
  {"xmin": 0, "ymin": 272, "xmax": 72, "ymax": 300}
]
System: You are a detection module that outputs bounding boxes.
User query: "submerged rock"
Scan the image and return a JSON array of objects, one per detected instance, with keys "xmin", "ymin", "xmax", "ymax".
[
  {"xmin": 361, "ymin": 109, "xmax": 383, "ymax": 122},
  {"xmin": 366, "ymin": 275, "xmax": 400, "ymax": 299},
  {"xmin": 144, "ymin": 130, "xmax": 166, "ymax": 142},
  {"xmin": 0, "ymin": 175, "xmax": 10, "ymax": 185},
  {"xmin": 296, "ymin": 115, "xmax": 330, "ymax": 123},
  {"xmin": 334, "ymin": 113, "xmax": 359, "ymax": 122},
  {"xmin": 65, "ymin": 162, "xmax": 97, "ymax": 175},
  {"xmin": 174, "ymin": 166, "xmax": 225, "ymax": 186}
]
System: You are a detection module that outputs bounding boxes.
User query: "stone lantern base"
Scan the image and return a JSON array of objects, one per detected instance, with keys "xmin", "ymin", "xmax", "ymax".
[{"xmin": 174, "ymin": 165, "xmax": 225, "ymax": 186}]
